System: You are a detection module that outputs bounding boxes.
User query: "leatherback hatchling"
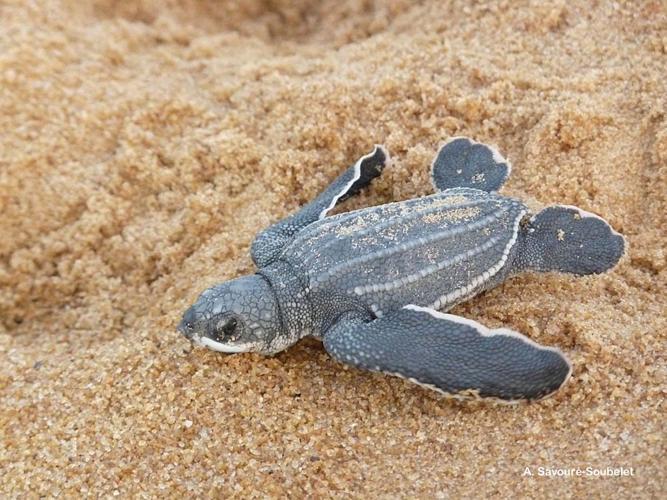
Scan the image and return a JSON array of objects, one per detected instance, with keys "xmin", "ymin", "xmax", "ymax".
[{"xmin": 178, "ymin": 138, "xmax": 625, "ymax": 402}]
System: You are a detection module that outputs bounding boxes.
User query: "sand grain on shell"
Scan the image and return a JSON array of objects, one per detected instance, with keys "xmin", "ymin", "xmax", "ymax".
[{"xmin": 1, "ymin": 0, "xmax": 666, "ymax": 498}]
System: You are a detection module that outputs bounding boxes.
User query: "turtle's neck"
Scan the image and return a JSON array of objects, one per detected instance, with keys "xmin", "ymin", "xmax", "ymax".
[{"xmin": 257, "ymin": 259, "xmax": 314, "ymax": 351}]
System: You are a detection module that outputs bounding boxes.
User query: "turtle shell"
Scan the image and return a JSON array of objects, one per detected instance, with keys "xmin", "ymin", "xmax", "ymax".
[{"xmin": 281, "ymin": 188, "xmax": 527, "ymax": 318}]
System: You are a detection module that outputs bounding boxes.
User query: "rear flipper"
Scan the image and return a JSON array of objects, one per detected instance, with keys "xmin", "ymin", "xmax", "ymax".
[
  {"xmin": 324, "ymin": 305, "xmax": 572, "ymax": 402},
  {"xmin": 516, "ymin": 205, "xmax": 625, "ymax": 275},
  {"xmin": 431, "ymin": 137, "xmax": 511, "ymax": 192}
]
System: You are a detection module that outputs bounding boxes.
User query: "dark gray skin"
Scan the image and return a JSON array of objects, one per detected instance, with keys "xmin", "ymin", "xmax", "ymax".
[{"xmin": 179, "ymin": 138, "xmax": 625, "ymax": 402}]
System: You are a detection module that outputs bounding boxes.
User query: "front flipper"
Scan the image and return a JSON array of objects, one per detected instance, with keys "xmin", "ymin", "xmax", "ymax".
[
  {"xmin": 431, "ymin": 137, "xmax": 511, "ymax": 192},
  {"xmin": 323, "ymin": 305, "xmax": 571, "ymax": 402},
  {"xmin": 251, "ymin": 145, "xmax": 389, "ymax": 267}
]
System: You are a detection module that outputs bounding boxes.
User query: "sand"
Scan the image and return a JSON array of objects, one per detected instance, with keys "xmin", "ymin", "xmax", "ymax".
[{"xmin": 1, "ymin": 0, "xmax": 665, "ymax": 497}]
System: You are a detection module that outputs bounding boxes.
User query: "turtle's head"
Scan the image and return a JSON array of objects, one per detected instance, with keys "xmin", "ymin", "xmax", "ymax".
[{"xmin": 178, "ymin": 274, "xmax": 282, "ymax": 355}]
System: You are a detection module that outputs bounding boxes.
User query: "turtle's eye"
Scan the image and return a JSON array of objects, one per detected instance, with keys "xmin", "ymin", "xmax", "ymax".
[
  {"xmin": 215, "ymin": 316, "xmax": 239, "ymax": 340},
  {"xmin": 223, "ymin": 317, "xmax": 237, "ymax": 335},
  {"xmin": 178, "ymin": 307, "xmax": 198, "ymax": 337}
]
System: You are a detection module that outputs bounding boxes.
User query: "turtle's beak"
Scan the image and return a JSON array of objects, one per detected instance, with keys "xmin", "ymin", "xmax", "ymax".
[
  {"xmin": 176, "ymin": 319, "xmax": 186, "ymax": 335},
  {"xmin": 177, "ymin": 307, "xmax": 197, "ymax": 339}
]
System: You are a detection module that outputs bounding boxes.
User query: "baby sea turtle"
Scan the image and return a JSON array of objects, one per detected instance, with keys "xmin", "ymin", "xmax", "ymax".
[{"xmin": 178, "ymin": 138, "xmax": 625, "ymax": 402}]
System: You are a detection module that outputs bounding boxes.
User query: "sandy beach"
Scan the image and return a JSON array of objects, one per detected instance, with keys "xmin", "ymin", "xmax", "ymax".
[{"xmin": 1, "ymin": 0, "xmax": 665, "ymax": 497}]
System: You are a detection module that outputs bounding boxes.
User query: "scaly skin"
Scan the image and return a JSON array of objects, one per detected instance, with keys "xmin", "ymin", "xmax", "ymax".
[
  {"xmin": 280, "ymin": 187, "xmax": 527, "ymax": 338},
  {"xmin": 178, "ymin": 138, "xmax": 625, "ymax": 402}
]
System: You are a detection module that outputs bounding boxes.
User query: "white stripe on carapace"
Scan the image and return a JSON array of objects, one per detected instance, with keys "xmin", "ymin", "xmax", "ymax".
[
  {"xmin": 352, "ymin": 233, "xmax": 504, "ymax": 296},
  {"xmin": 430, "ymin": 136, "xmax": 512, "ymax": 191},
  {"xmin": 403, "ymin": 304, "xmax": 573, "ymax": 383},
  {"xmin": 430, "ymin": 209, "xmax": 525, "ymax": 310},
  {"xmin": 318, "ymin": 145, "xmax": 388, "ymax": 219},
  {"xmin": 299, "ymin": 194, "xmax": 491, "ymax": 267},
  {"xmin": 312, "ymin": 204, "xmax": 509, "ymax": 285},
  {"xmin": 332, "ymin": 198, "xmax": 488, "ymax": 242}
]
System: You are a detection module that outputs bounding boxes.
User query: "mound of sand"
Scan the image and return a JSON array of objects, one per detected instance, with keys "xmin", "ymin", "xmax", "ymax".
[{"xmin": 1, "ymin": 0, "xmax": 665, "ymax": 496}]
